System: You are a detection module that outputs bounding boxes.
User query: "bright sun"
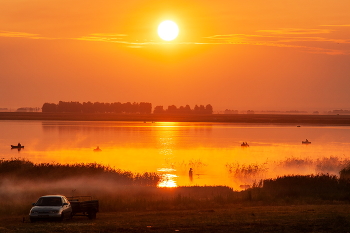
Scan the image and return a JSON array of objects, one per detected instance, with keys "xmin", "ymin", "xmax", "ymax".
[{"xmin": 158, "ymin": 20, "xmax": 179, "ymax": 41}]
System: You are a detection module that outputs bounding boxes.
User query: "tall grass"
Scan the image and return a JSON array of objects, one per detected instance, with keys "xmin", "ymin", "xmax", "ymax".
[
  {"xmin": 317, "ymin": 156, "xmax": 350, "ymax": 174},
  {"xmin": 227, "ymin": 156, "xmax": 350, "ymax": 187},
  {"xmin": 225, "ymin": 162, "xmax": 268, "ymax": 184},
  {"xmin": 262, "ymin": 174, "xmax": 341, "ymax": 200},
  {"xmin": 0, "ymin": 158, "xmax": 158, "ymax": 186},
  {"xmin": 2, "ymin": 159, "xmax": 350, "ymax": 216}
]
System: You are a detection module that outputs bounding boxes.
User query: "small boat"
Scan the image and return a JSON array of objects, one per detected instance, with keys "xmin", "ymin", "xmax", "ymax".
[
  {"xmin": 11, "ymin": 145, "xmax": 24, "ymax": 149},
  {"xmin": 241, "ymin": 142, "xmax": 249, "ymax": 147},
  {"xmin": 93, "ymin": 146, "xmax": 102, "ymax": 152},
  {"xmin": 302, "ymin": 139, "xmax": 311, "ymax": 144}
]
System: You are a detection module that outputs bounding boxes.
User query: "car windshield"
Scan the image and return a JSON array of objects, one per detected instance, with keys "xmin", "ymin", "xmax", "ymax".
[{"xmin": 36, "ymin": 197, "xmax": 62, "ymax": 206}]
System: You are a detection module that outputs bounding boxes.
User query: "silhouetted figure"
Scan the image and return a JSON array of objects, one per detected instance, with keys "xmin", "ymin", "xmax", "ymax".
[
  {"xmin": 18, "ymin": 143, "xmax": 21, "ymax": 147},
  {"xmin": 302, "ymin": 139, "xmax": 311, "ymax": 144},
  {"xmin": 189, "ymin": 168, "xmax": 193, "ymax": 182},
  {"xmin": 94, "ymin": 146, "xmax": 101, "ymax": 152}
]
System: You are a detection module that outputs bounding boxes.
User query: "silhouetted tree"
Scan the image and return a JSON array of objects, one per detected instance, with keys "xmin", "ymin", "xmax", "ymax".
[
  {"xmin": 153, "ymin": 106, "xmax": 164, "ymax": 114},
  {"xmin": 111, "ymin": 102, "xmax": 122, "ymax": 113},
  {"xmin": 199, "ymin": 105, "xmax": 205, "ymax": 114},
  {"xmin": 42, "ymin": 101, "xmax": 208, "ymax": 114},
  {"xmin": 42, "ymin": 103, "xmax": 57, "ymax": 112},
  {"xmin": 167, "ymin": 105, "xmax": 178, "ymax": 114},
  {"xmin": 139, "ymin": 102, "xmax": 152, "ymax": 114},
  {"xmin": 178, "ymin": 106, "xmax": 185, "ymax": 113},
  {"xmin": 184, "ymin": 105, "xmax": 192, "ymax": 114},
  {"xmin": 205, "ymin": 104, "xmax": 213, "ymax": 114},
  {"xmin": 123, "ymin": 102, "xmax": 132, "ymax": 113},
  {"xmin": 82, "ymin": 101, "xmax": 94, "ymax": 113},
  {"xmin": 131, "ymin": 102, "xmax": 139, "ymax": 113},
  {"xmin": 194, "ymin": 105, "xmax": 200, "ymax": 113}
]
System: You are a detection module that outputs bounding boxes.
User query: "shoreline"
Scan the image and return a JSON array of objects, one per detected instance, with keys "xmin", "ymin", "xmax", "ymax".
[{"xmin": 0, "ymin": 112, "xmax": 350, "ymax": 125}]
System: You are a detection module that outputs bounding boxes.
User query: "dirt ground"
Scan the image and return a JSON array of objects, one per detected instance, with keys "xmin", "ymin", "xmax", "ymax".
[{"xmin": 1, "ymin": 204, "xmax": 350, "ymax": 233}]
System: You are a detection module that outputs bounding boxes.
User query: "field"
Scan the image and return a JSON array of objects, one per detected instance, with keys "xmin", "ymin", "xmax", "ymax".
[{"xmin": 2, "ymin": 205, "xmax": 350, "ymax": 232}]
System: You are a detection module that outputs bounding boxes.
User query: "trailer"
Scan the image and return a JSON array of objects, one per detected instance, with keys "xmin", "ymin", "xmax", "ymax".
[{"xmin": 67, "ymin": 196, "xmax": 99, "ymax": 219}]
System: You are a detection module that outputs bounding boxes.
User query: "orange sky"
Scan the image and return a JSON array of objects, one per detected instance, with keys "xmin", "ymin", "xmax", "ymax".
[{"xmin": 1, "ymin": 0, "xmax": 350, "ymax": 112}]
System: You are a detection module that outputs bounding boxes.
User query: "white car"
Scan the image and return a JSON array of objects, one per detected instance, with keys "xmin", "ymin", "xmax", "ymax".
[{"xmin": 29, "ymin": 195, "xmax": 72, "ymax": 222}]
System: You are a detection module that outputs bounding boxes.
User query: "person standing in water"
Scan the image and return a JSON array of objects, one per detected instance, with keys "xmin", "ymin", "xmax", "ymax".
[{"xmin": 189, "ymin": 168, "xmax": 193, "ymax": 182}]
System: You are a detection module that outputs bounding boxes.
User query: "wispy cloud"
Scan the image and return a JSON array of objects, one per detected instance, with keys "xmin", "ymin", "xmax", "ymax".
[
  {"xmin": 320, "ymin": 24, "xmax": 350, "ymax": 27},
  {"xmin": 0, "ymin": 30, "xmax": 51, "ymax": 39},
  {"xmin": 73, "ymin": 33, "xmax": 161, "ymax": 48},
  {"xmin": 74, "ymin": 33, "xmax": 128, "ymax": 43},
  {"xmin": 64, "ymin": 29, "xmax": 350, "ymax": 54},
  {"xmin": 1, "ymin": 27, "xmax": 349, "ymax": 55},
  {"xmin": 202, "ymin": 27, "xmax": 350, "ymax": 55},
  {"xmin": 257, "ymin": 28, "xmax": 332, "ymax": 35}
]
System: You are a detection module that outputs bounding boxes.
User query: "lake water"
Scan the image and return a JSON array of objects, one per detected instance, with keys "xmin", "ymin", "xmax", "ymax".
[{"xmin": 1, "ymin": 120, "xmax": 350, "ymax": 189}]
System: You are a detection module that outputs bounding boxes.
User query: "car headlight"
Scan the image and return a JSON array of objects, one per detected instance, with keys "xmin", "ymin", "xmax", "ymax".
[{"xmin": 49, "ymin": 210, "xmax": 59, "ymax": 214}]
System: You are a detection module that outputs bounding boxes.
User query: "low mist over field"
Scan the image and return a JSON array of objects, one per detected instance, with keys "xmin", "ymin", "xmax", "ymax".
[{"xmin": 2, "ymin": 157, "xmax": 350, "ymax": 216}]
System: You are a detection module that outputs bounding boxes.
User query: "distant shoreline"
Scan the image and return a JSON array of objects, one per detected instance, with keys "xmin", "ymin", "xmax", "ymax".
[{"xmin": 1, "ymin": 112, "xmax": 350, "ymax": 125}]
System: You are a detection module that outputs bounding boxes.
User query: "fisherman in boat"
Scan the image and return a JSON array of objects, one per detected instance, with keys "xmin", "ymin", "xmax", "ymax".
[
  {"xmin": 241, "ymin": 142, "xmax": 249, "ymax": 146},
  {"xmin": 18, "ymin": 143, "xmax": 21, "ymax": 147}
]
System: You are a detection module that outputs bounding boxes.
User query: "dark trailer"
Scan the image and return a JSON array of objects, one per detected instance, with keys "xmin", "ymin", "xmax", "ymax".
[{"xmin": 67, "ymin": 196, "xmax": 99, "ymax": 219}]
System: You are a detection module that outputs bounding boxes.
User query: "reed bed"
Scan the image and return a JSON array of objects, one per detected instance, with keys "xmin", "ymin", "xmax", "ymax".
[
  {"xmin": 225, "ymin": 156, "xmax": 350, "ymax": 186},
  {"xmin": 226, "ymin": 162, "xmax": 268, "ymax": 184},
  {"xmin": 0, "ymin": 158, "xmax": 158, "ymax": 186},
  {"xmin": 2, "ymin": 159, "xmax": 350, "ymax": 217}
]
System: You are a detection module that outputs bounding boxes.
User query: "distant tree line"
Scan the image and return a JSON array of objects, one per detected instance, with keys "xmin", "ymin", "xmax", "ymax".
[
  {"xmin": 16, "ymin": 107, "xmax": 41, "ymax": 112},
  {"xmin": 42, "ymin": 101, "xmax": 214, "ymax": 114},
  {"xmin": 42, "ymin": 101, "xmax": 152, "ymax": 114},
  {"xmin": 153, "ymin": 104, "xmax": 213, "ymax": 114}
]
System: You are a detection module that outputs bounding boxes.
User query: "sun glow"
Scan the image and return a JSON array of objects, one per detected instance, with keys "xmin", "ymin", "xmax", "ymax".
[{"xmin": 157, "ymin": 20, "xmax": 179, "ymax": 41}]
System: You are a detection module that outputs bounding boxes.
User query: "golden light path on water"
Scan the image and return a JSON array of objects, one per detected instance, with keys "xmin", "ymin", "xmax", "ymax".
[{"xmin": 3, "ymin": 121, "xmax": 350, "ymax": 190}]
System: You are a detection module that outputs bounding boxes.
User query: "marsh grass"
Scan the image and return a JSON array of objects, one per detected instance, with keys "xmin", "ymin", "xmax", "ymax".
[
  {"xmin": 260, "ymin": 174, "xmax": 350, "ymax": 202},
  {"xmin": 227, "ymin": 156, "xmax": 350, "ymax": 186},
  {"xmin": 225, "ymin": 162, "xmax": 268, "ymax": 185},
  {"xmin": 0, "ymin": 158, "xmax": 150, "ymax": 184},
  {"xmin": 275, "ymin": 156, "xmax": 350, "ymax": 175},
  {"xmin": 2, "ymin": 159, "xmax": 350, "ymax": 217}
]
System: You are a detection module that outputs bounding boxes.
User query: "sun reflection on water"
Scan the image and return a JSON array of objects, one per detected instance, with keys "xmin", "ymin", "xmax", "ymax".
[{"xmin": 157, "ymin": 168, "xmax": 178, "ymax": 187}]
